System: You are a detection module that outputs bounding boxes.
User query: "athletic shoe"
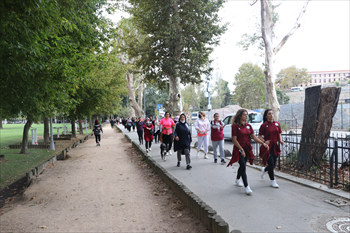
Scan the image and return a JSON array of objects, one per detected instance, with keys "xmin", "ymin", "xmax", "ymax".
[
  {"xmin": 186, "ymin": 165, "xmax": 192, "ymax": 170},
  {"xmin": 214, "ymin": 159, "xmax": 217, "ymax": 163},
  {"xmin": 196, "ymin": 151, "xmax": 199, "ymax": 157},
  {"xmin": 261, "ymin": 167, "xmax": 266, "ymax": 179},
  {"xmin": 221, "ymin": 159, "xmax": 226, "ymax": 164},
  {"xmin": 146, "ymin": 149, "xmax": 149, "ymax": 153},
  {"xmin": 169, "ymin": 150, "xmax": 172, "ymax": 155},
  {"xmin": 204, "ymin": 155, "xmax": 209, "ymax": 159},
  {"xmin": 149, "ymin": 147, "xmax": 152, "ymax": 151},
  {"xmin": 177, "ymin": 162, "xmax": 180, "ymax": 167},
  {"xmin": 166, "ymin": 152, "xmax": 169, "ymax": 156},
  {"xmin": 98, "ymin": 143, "xmax": 100, "ymax": 146},
  {"xmin": 236, "ymin": 179, "xmax": 244, "ymax": 187},
  {"xmin": 271, "ymin": 180, "xmax": 279, "ymax": 188},
  {"xmin": 245, "ymin": 186, "xmax": 253, "ymax": 195},
  {"xmin": 96, "ymin": 143, "xmax": 99, "ymax": 147}
]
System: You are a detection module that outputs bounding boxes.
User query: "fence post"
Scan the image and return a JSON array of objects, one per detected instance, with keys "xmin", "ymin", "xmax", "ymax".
[
  {"xmin": 278, "ymin": 141, "xmax": 281, "ymax": 170},
  {"xmin": 334, "ymin": 140, "xmax": 338, "ymax": 186},
  {"xmin": 329, "ymin": 151, "xmax": 334, "ymax": 188}
]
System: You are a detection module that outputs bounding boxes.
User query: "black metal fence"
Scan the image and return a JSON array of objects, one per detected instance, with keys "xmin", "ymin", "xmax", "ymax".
[{"xmin": 251, "ymin": 132, "xmax": 350, "ymax": 189}]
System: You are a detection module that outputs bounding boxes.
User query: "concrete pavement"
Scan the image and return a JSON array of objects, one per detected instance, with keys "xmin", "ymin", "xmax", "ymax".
[{"xmin": 118, "ymin": 125, "xmax": 350, "ymax": 232}]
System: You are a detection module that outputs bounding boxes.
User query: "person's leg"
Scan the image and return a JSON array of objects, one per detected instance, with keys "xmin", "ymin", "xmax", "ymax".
[
  {"xmin": 168, "ymin": 133, "xmax": 173, "ymax": 151},
  {"xmin": 149, "ymin": 140, "xmax": 152, "ymax": 149},
  {"xmin": 197, "ymin": 136, "xmax": 204, "ymax": 152},
  {"xmin": 177, "ymin": 150, "xmax": 182, "ymax": 162},
  {"xmin": 266, "ymin": 154, "xmax": 277, "ymax": 180},
  {"xmin": 219, "ymin": 140, "xmax": 225, "ymax": 160},
  {"xmin": 184, "ymin": 149, "xmax": 191, "ymax": 165},
  {"xmin": 237, "ymin": 151, "xmax": 249, "ymax": 187},
  {"xmin": 137, "ymin": 131, "xmax": 142, "ymax": 144},
  {"xmin": 145, "ymin": 141, "xmax": 149, "ymax": 150},
  {"xmin": 162, "ymin": 134, "xmax": 170, "ymax": 152},
  {"xmin": 203, "ymin": 135, "xmax": 208, "ymax": 154},
  {"xmin": 95, "ymin": 135, "xmax": 98, "ymax": 144},
  {"xmin": 212, "ymin": 140, "xmax": 219, "ymax": 160}
]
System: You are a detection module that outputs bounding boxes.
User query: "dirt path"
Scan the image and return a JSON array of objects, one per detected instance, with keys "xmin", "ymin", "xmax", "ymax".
[{"xmin": 0, "ymin": 126, "xmax": 207, "ymax": 232}]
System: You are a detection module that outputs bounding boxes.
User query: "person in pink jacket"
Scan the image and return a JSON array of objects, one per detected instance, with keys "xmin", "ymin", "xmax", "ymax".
[{"xmin": 194, "ymin": 111, "xmax": 211, "ymax": 159}]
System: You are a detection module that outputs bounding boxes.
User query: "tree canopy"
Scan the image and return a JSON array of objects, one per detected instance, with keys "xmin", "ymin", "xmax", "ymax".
[{"xmin": 276, "ymin": 66, "xmax": 311, "ymax": 89}]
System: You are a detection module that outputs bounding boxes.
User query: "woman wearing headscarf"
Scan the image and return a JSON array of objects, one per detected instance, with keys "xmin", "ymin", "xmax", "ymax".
[
  {"xmin": 174, "ymin": 114, "xmax": 192, "ymax": 170},
  {"xmin": 258, "ymin": 109, "xmax": 284, "ymax": 188},
  {"xmin": 227, "ymin": 109, "xmax": 268, "ymax": 195},
  {"xmin": 143, "ymin": 118, "xmax": 154, "ymax": 152},
  {"xmin": 92, "ymin": 119, "xmax": 103, "ymax": 146},
  {"xmin": 194, "ymin": 111, "xmax": 211, "ymax": 159}
]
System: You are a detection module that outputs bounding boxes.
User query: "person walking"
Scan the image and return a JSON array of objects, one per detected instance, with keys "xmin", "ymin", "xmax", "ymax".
[
  {"xmin": 126, "ymin": 118, "xmax": 132, "ymax": 132},
  {"xmin": 143, "ymin": 118, "xmax": 154, "ymax": 152},
  {"xmin": 92, "ymin": 119, "xmax": 103, "ymax": 146},
  {"xmin": 211, "ymin": 113, "xmax": 226, "ymax": 164},
  {"xmin": 158, "ymin": 112, "xmax": 175, "ymax": 155},
  {"xmin": 227, "ymin": 109, "xmax": 268, "ymax": 195},
  {"xmin": 131, "ymin": 117, "xmax": 136, "ymax": 132},
  {"xmin": 153, "ymin": 116, "xmax": 160, "ymax": 144},
  {"xmin": 258, "ymin": 109, "xmax": 284, "ymax": 188},
  {"xmin": 136, "ymin": 117, "xmax": 144, "ymax": 145},
  {"xmin": 110, "ymin": 119, "xmax": 115, "ymax": 129},
  {"xmin": 174, "ymin": 114, "xmax": 192, "ymax": 169},
  {"xmin": 194, "ymin": 111, "xmax": 210, "ymax": 159}
]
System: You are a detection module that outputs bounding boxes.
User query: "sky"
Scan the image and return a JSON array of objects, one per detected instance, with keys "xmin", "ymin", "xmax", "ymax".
[{"xmin": 107, "ymin": 0, "xmax": 350, "ymax": 91}]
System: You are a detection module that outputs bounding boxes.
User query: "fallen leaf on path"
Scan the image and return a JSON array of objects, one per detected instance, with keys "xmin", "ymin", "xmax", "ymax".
[
  {"xmin": 111, "ymin": 204, "xmax": 115, "ymax": 206},
  {"xmin": 30, "ymin": 196, "xmax": 37, "ymax": 201},
  {"xmin": 38, "ymin": 200, "xmax": 45, "ymax": 204},
  {"xmin": 276, "ymin": 226, "xmax": 282, "ymax": 229},
  {"xmin": 120, "ymin": 203, "xmax": 124, "ymax": 205},
  {"xmin": 154, "ymin": 193, "xmax": 159, "ymax": 196},
  {"xmin": 120, "ymin": 174, "xmax": 123, "ymax": 175},
  {"xmin": 38, "ymin": 226, "xmax": 48, "ymax": 229},
  {"xmin": 177, "ymin": 213, "xmax": 182, "ymax": 217}
]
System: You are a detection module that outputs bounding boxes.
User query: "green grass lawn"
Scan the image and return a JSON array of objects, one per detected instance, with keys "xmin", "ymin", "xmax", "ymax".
[
  {"xmin": 0, "ymin": 123, "xmax": 88, "ymax": 190},
  {"xmin": 0, "ymin": 123, "xmax": 73, "ymax": 148}
]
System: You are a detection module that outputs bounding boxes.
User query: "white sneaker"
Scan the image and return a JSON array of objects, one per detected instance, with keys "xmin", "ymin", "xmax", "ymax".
[
  {"xmin": 235, "ymin": 179, "xmax": 244, "ymax": 187},
  {"xmin": 261, "ymin": 167, "xmax": 266, "ymax": 179},
  {"xmin": 166, "ymin": 152, "xmax": 169, "ymax": 156},
  {"xmin": 149, "ymin": 148, "xmax": 152, "ymax": 151},
  {"xmin": 271, "ymin": 180, "xmax": 279, "ymax": 188},
  {"xmin": 204, "ymin": 155, "xmax": 209, "ymax": 159},
  {"xmin": 245, "ymin": 186, "xmax": 253, "ymax": 195},
  {"xmin": 169, "ymin": 150, "xmax": 172, "ymax": 155},
  {"xmin": 196, "ymin": 151, "xmax": 199, "ymax": 157},
  {"xmin": 146, "ymin": 149, "xmax": 149, "ymax": 153}
]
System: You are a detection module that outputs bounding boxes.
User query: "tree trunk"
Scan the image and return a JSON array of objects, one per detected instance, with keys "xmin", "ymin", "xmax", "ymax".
[
  {"xmin": 89, "ymin": 116, "xmax": 93, "ymax": 129},
  {"xmin": 71, "ymin": 117, "xmax": 76, "ymax": 138},
  {"xmin": 43, "ymin": 117, "xmax": 50, "ymax": 143},
  {"xmin": 261, "ymin": 0, "xmax": 280, "ymax": 119},
  {"xmin": 78, "ymin": 117, "xmax": 83, "ymax": 134},
  {"xmin": 298, "ymin": 87, "xmax": 341, "ymax": 170},
  {"xmin": 0, "ymin": 117, "xmax": 3, "ymax": 129},
  {"xmin": 127, "ymin": 71, "xmax": 143, "ymax": 117},
  {"xmin": 137, "ymin": 75, "xmax": 143, "ymax": 111},
  {"xmin": 19, "ymin": 118, "xmax": 33, "ymax": 154},
  {"xmin": 167, "ymin": 75, "xmax": 182, "ymax": 116}
]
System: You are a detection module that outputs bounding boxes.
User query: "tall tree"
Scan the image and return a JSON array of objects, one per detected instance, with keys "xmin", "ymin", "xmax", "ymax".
[
  {"xmin": 276, "ymin": 66, "xmax": 311, "ymax": 89},
  {"xmin": 232, "ymin": 63, "xmax": 265, "ymax": 110},
  {"xmin": 239, "ymin": 0, "xmax": 310, "ymax": 119},
  {"xmin": 125, "ymin": 0, "xmax": 227, "ymax": 116}
]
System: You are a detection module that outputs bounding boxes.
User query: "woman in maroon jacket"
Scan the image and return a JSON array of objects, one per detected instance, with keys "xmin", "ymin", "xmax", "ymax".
[
  {"xmin": 258, "ymin": 109, "xmax": 284, "ymax": 188},
  {"xmin": 211, "ymin": 113, "xmax": 226, "ymax": 164},
  {"xmin": 143, "ymin": 118, "xmax": 154, "ymax": 153},
  {"xmin": 227, "ymin": 109, "xmax": 268, "ymax": 195}
]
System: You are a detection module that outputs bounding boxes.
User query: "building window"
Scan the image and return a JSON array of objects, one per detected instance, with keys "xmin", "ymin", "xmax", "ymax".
[
  {"xmin": 329, "ymin": 74, "xmax": 331, "ymax": 77},
  {"xmin": 319, "ymin": 74, "xmax": 321, "ymax": 77},
  {"xmin": 324, "ymin": 74, "xmax": 326, "ymax": 77},
  {"xmin": 324, "ymin": 79, "xmax": 326, "ymax": 82}
]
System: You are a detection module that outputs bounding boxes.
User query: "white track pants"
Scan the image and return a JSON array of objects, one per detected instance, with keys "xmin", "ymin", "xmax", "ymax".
[{"xmin": 197, "ymin": 135, "xmax": 209, "ymax": 154}]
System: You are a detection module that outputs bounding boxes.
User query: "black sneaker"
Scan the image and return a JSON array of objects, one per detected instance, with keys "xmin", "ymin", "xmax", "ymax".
[
  {"xmin": 214, "ymin": 159, "xmax": 217, "ymax": 163},
  {"xmin": 177, "ymin": 162, "xmax": 180, "ymax": 167},
  {"xmin": 221, "ymin": 159, "xmax": 226, "ymax": 164},
  {"xmin": 186, "ymin": 165, "xmax": 192, "ymax": 170}
]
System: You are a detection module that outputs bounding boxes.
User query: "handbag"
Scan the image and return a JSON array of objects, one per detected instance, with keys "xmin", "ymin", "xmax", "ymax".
[{"xmin": 149, "ymin": 129, "xmax": 154, "ymax": 135}]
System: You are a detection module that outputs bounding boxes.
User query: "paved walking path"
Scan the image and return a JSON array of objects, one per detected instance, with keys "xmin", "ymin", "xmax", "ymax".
[{"xmin": 118, "ymin": 125, "xmax": 350, "ymax": 232}]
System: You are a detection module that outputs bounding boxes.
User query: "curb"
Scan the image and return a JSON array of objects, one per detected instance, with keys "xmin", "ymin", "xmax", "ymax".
[{"xmin": 121, "ymin": 131, "xmax": 239, "ymax": 233}]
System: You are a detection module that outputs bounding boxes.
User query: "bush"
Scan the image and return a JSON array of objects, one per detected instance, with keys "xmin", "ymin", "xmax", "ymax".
[{"xmin": 280, "ymin": 123, "xmax": 288, "ymax": 131}]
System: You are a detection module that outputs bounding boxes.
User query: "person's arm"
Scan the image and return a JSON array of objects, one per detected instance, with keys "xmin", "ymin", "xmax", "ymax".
[
  {"xmin": 252, "ymin": 134, "xmax": 268, "ymax": 149},
  {"xmin": 279, "ymin": 133, "xmax": 284, "ymax": 146},
  {"xmin": 101, "ymin": 125, "xmax": 103, "ymax": 133},
  {"xmin": 174, "ymin": 123, "xmax": 179, "ymax": 141},
  {"xmin": 232, "ymin": 136, "xmax": 246, "ymax": 157}
]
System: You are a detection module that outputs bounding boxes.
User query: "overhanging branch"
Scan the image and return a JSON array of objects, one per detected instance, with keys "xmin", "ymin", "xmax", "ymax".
[
  {"xmin": 273, "ymin": 0, "xmax": 310, "ymax": 55},
  {"xmin": 250, "ymin": 0, "xmax": 258, "ymax": 6}
]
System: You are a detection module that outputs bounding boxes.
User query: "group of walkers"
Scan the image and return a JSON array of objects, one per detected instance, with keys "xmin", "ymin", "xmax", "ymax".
[{"xmin": 119, "ymin": 108, "xmax": 283, "ymax": 195}]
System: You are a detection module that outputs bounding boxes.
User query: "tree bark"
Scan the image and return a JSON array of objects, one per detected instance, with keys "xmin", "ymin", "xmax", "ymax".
[
  {"xmin": 0, "ymin": 117, "xmax": 2, "ymax": 129},
  {"xmin": 19, "ymin": 118, "xmax": 33, "ymax": 154},
  {"xmin": 167, "ymin": 75, "xmax": 182, "ymax": 116},
  {"xmin": 71, "ymin": 117, "xmax": 76, "ymax": 138},
  {"xmin": 298, "ymin": 87, "xmax": 341, "ymax": 170},
  {"xmin": 43, "ymin": 117, "xmax": 50, "ymax": 143},
  {"xmin": 78, "ymin": 117, "xmax": 83, "ymax": 134},
  {"xmin": 89, "ymin": 116, "xmax": 93, "ymax": 129},
  {"xmin": 260, "ymin": 0, "xmax": 309, "ymax": 120},
  {"xmin": 137, "ymin": 75, "xmax": 143, "ymax": 111}
]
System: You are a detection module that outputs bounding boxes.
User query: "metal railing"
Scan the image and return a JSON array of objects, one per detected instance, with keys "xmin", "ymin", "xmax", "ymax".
[{"xmin": 251, "ymin": 132, "xmax": 350, "ymax": 189}]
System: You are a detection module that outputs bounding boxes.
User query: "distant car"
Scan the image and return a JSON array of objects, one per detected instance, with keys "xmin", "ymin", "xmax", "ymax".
[
  {"xmin": 222, "ymin": 112, "xmax": 263, "ymax": 140},
  {"xmin": 291, "ymin": 87, "xmax": 304, "ymax": 92}
]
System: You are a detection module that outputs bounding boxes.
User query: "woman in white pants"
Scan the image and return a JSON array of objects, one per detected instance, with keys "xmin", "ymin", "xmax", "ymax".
[
  {"xmin": 211, "ymin": 113, "xmax": 226, "ymax": 164},
  {"xmin": 194, "ymin": 111, "xmax": 210, "ymax": 159}
]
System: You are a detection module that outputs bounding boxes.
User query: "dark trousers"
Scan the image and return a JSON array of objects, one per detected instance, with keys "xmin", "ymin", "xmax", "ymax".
[
  {"xmin": 154, "ymin": 130, "xmax": 160, "ymax": 143},
  {"xmin": 95, "ymin": 134, "xmax": 101, "ymax": 143},
  {"xmin": 162, "ymin": 134, "xmax": 173, "ymax": 152},
  {"xmin": 137, "ymin": 130, "xmax": 143, "ymax": 144},
  {"xmin": 145, "ymin": 140, "xmax": 152, "ymax": 149},
  {"xmin": 237, "ymin": 148, "xmax": 249, "ymax": 187},
  {"xmin": 265, "ymin": 149, "xmax": 277, "ymax": 180}
]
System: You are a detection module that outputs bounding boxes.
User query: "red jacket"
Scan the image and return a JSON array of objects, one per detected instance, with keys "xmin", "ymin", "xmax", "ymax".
[
  {"xmin": 211, "ymin": 120, "xmax": 224, "ymax": 141},
  {"xmin": 259, "ymin": 141, "xmax": 281, "ymax": 165},
  {"xmin": 143, "ymin": 123, "xmax": 154, "ymax": 141}
]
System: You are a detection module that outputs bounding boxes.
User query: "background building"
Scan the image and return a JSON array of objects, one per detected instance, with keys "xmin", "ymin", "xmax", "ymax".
[{"xmin": 296, "ymin": 70, "xmax": 350, "ymax": 87}]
